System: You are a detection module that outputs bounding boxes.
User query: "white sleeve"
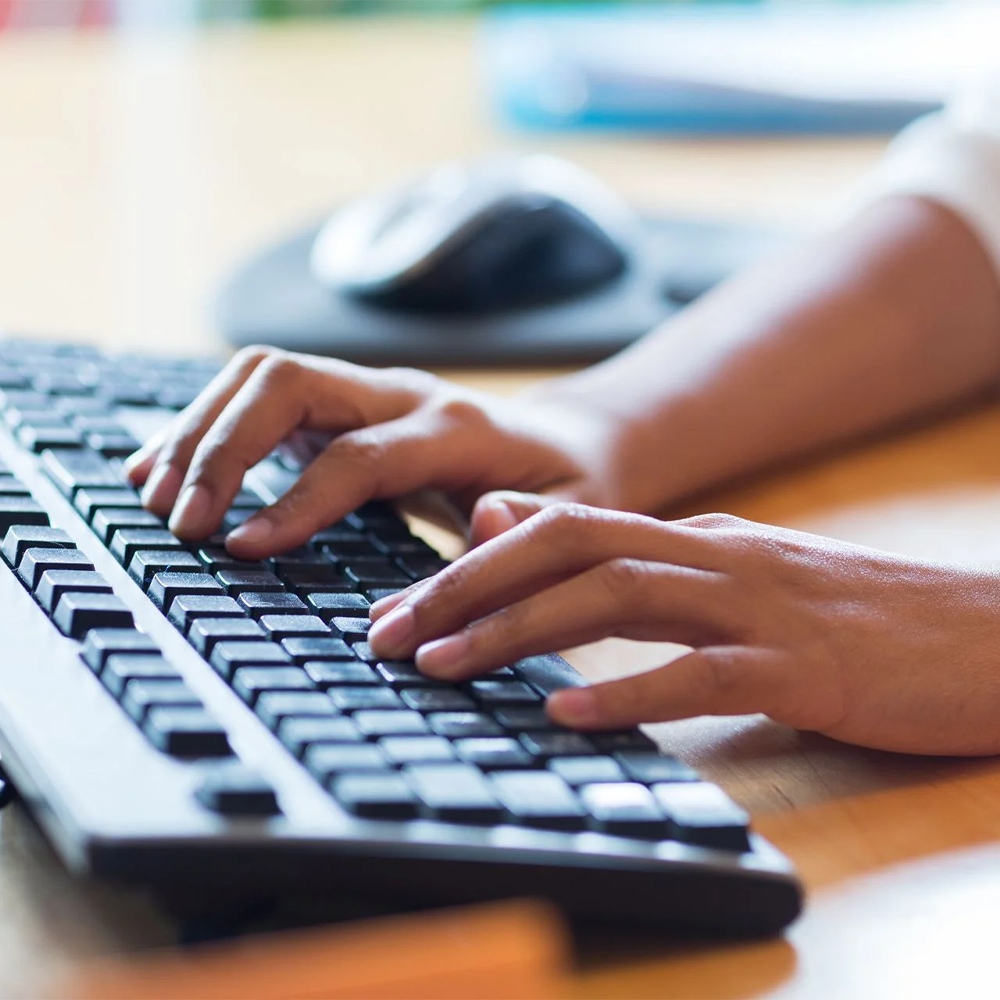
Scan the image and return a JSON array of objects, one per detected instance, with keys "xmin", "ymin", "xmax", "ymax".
[{"xmin": 856, "ymin": 76, "xmax": 1000, "ymax": 280}]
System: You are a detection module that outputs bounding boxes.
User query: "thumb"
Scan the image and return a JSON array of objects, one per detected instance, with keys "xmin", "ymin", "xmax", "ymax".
[{"xmin": 469, "ymin": 490, "xmax": 561, "ymax": 546}]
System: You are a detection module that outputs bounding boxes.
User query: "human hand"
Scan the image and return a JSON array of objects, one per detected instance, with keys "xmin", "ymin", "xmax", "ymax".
[
  {"xmin": 124, "ymin": 347, "xmax": 625, "ymax": 558},
  {"xmin": 368, "ymin": 503, "xmax": 1000, "ymax": 756}
]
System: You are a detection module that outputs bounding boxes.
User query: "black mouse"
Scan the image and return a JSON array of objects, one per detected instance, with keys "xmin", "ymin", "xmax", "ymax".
[{"xmin": 309, "ymin": 154, "xmax": 637, "ymax": 314}]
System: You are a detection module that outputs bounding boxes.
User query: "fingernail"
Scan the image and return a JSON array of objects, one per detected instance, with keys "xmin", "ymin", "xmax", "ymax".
[
  {"xmin": 367, "ymin": 606, "xmax": 416, "ymax": 653},
  {"xmin": 547, "ymin": 688, "xmax": 599, "ymax": 726},
  {"xmin": 416, "ymin": 631, "xmax": 470, "ymax": 674},
  {"xmin": 369, "ymin": 592, "xmax": 407, "ymax": 620},
  {"xmin": 141, "ymin": 463, "xmax": 182, "ymax": 510},
  {"xmin": 168, "ymin": 483, "xmax": 213, "ymax": 536},
  {"xmin": 227, "ymin": 515, "xmax": 274, "ymax": 546}
]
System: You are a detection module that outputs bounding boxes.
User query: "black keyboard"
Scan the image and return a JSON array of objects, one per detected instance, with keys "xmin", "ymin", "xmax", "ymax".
[{"xmin": 0, "ymin": 337, "xmax": 802, "ymax": 934}]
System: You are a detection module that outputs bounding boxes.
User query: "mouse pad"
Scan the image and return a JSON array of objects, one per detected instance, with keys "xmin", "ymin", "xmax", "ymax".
[{"xmin": 215, "ymin": 215, "xmax": 789, "ymax": 368}]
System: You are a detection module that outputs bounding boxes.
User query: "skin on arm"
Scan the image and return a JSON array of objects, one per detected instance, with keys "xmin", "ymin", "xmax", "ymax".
[{"xmin": 526, "ymin": 194, "xmax": 1000, "ymax": 516}]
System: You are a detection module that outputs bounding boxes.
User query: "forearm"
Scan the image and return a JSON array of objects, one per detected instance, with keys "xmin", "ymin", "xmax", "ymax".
[{"xmin": 534, "ymin": 195, "xmax": 1000, "ymax": 514}]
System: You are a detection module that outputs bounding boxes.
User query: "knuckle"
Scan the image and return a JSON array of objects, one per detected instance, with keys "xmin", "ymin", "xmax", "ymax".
[
  {"xmin": 680, "ymin": 511, "xmax": 745, "ymax": 531},
  {"xmin": 699, "ymin": 652, "xmax": 746, "ymax": 699},
  {"xmin": 232, "ymin": 344, "xmax": 275, "ymax": 374},
  {"xmin": 330, "ymin": 432, "xmax": 385, "ymax": 472},
  {"xmin": 597, "ymin": 557, "xmax": 649, "ymax": 602},
  {"xmin": 253, "ymin": 352, "xmax": 303, "ymax": 390}
]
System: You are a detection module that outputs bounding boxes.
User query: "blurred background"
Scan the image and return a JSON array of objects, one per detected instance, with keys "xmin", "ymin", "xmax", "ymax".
[{"xmin": 0, "ymin": 0, "xmax": 989, "ymax": 363}]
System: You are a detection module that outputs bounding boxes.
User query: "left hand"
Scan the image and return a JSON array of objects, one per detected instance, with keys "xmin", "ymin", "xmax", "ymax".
[{"xmin": 368, "ymin": 501, "xmax": 1000, "ymax": 756}]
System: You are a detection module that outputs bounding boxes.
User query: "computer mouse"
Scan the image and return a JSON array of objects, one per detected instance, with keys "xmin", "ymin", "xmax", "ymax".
[{"xmin": 309, "ymin": 154, "xmax": 638, "ymax": 314}]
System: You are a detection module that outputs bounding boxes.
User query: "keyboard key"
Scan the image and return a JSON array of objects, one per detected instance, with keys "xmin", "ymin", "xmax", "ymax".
[
  {"xmin": 490, "ymin": 771, "xmax": 586, "ymax": 830},
  {"xmin": 329, "ymin": 773, "xmax": 419, "ymax": 819},
  {"xmin": 255, "ymin": 691, "xmax": 337, "ymax": 730},
  {"xmin": 188, "ymin": 617, "xmax": 266, "ymax": 656},
  {"xmin": 353, "ymin": 710, "xmax": 429, "ymax": 737},
  {"xmin": 54, "ymin": 592, "xmax": 133, "ymax": 637},
  {"xmin": 19, "ymin": 426, "xmax": 84, "ymax": 452},
  {"xmin": 258, "ymin": 614, "xmax": 330, "ymax": 641},
  {"xmin": 229, "ymin": 488, "xmax": 264, "ymax": 509},
  {"xmin": 18, "ymin": 546, "xmax": 93, "ymax": 588},
  {"xmin": 378, "ymin": 735, "xmax": 456, "ymax": 764},
  {"xmin": 330, "ymin": 615, "xmax": 371, "ymax": 639},
  {"xmin": 122, "ymin": 679, "xmax": 201, "ymax": 721},
  {"xmin": 427, "ymin": 712, "xmax": 504, "ymax": 738},
  {"xmin": 282, "ymin": 637, "xmax": 355, "ymax": 664},
  {"xmin": 592, "ymin": 730, "xmax": 658, "ymax": 753},
  {"xmin": 405, "ymin": 763, "xmax": 503, "ymax": 823},
  {"xmin": 216, "ymin": 569, "xmax": 282, "ymax": 596},
  {"xmin": 0, "ymin": 497, "xmax": 49, "ymax": 533},
  {"xmin": 101, "ymin": 654, "xmax": 180, "ymax": 697},
  {"xmin": 304, "ymin": 743, "xmax": 389, "ymax": 780},
  {"xmin": 302, "ymin": 661, "xmax": 379, "ymax": 687},
  {"xmin": 453, "ymin": 737, "xmax": 535, "ymax": 770},
  {"xmin": 285, "ymin": 569, "xmax": 354, "ymax": 596},
  {"xmin": 548, "ymin": 756, "xmax": 626, "ymax": 786},
  {"xmin": 143, "ymin": 706, "xmax": 231, "ymax": 757},
  {"xmin": 362, "ymin": 587, "xmax": 404, "ymax": 603},
  {"xmin": 350, "ymin": 642, "xmax": 379, "ymax": 663},
  {"xmin": 519, "ymin": 732, "xmax": 596, "ymax": 758},
  {"xmin": 92, "ymin": 507, "xmax": 163, "ymax": 543},
  {"xmin": 70, "ymin": 415, "xmax": 127, "ymax": 434},
  {"xmin": 342, "ymin": 559, "xmax": 411, "ymax": 589},
  {"xmin": 268, "ymin": 548, "xmax": 331, "ymax": 573},
  {"xmin": 400, "ymin": 688, "xmax": 476, "ymax": 712},
  {"xmin": 196, "ymin": 547, "xmax": 259, "ymax": 574},
  {"xmin": 110, "ymin": 528, "xmax": 183, "ymax": 566},
  {"xmin": 73, "ymin": 486, "xmax": 142, "ymax": 522},
  {"xmin": 277, "ymin": 716, "xmax": 363, "ymax": 757},
  {"xmin": 237, "ymin": 591, "xmax": 309, "ymax": 617},
  {"xmin": 579, "ymin": 782, "xmax": 668, "ymax": 839},
  {"xmin": 493, "ymin": 707, "xmax": 553, "ymax": 731},
  {"xmin": 195, "ymin": 764, "xmax": 280, "ymax": 816},
  {"xmin": 35, "ymin": 569, "xmax": 113, "ymax": 613},
  {"xmin": 396, "ymin": 555, "xmax": 450, "ymax": 580},
  {"xmin": 652, "ymin": 782, "xmax": 751, "ymax": 852},
  {"xmin": 0, "ymin": 474, "xmax": 29, "ymax": 496},
  {"xmin": 80, "ymin": 628, "xmax": 159, "ymax": 671},
  {"xmin": 232, "ymin": 666, "xmax": 315, "ymax": 705},
  {"xmin": 614, "ymin": 752, "xmax": 700, "ymax": 784},
  {"xmin": 469, "ymin": 680, "xmax": 541, "ymax": 706},
  {"xmin": 328, "ymin": 687, "xmax": 403, "ymax": 712},
  {"xmin": 210, "ymin": 640, "xmax": 292, "ymax": 679},
  {"xmin": 167, "ymin": 593, "xmax": 244, "ymax": 631},
  {"xmin": 87, "ymin": 431, "xmax": 141, "ymax": 459},
  {"xmin": 2, "ymin": 525, "xmax": 73, "ymax": 566},
  {"xmin": 145, "ymin": 568, "xmax": 221, "ymax": 608},
  {"xmin": 40, "ymin": 447, "xmax": 120, "ymax": 494},
  {"xmin": 373, "ymin": 660, "xmax": 442, "ymax": 688}
]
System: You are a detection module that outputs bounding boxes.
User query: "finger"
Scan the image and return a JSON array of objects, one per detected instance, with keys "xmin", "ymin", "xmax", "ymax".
[
  {"xmin": 411, "ymin": 559, "xmax": 735, "ymax": 679},
  {"xmin": 167, "ymin": 358, "xmax": 424, "ymax": 539},
  {"xmin": 128, "ymin": 346, "xmax": 280, "ymax": 513},
  {"xmin": 546, "ymin": 647, "xmax": 782, "ymax": 729},
  {"xmin": 367, "ymin": 504, "xmax": 719, "ymax": 659},
  {"xmin": 224, "ymin": 410, "xmax": 485, "ymax": 558},
  {"xmin": 468, "ymin": 490, "xmax": 563, "ymax": 546}
]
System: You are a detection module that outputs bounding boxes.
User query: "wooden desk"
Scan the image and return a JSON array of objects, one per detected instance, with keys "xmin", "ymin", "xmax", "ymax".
[{"xmin": 1, "ymin": 18, "xmax": 997, "ymax": 1000}]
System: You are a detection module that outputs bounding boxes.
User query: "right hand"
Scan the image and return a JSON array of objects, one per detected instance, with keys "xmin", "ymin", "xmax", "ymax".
[{"xmin": 124, "ymin": 346, "xmax": 624, "ymax": 559}]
